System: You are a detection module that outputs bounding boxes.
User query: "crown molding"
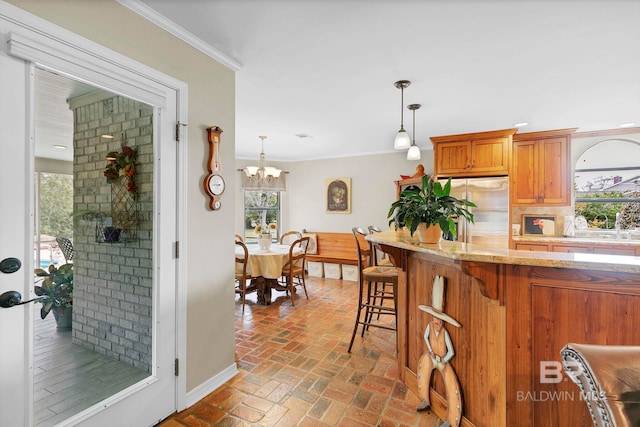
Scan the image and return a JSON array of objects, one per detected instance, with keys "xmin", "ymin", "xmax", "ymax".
[{"xmin": 117, "ymin": 0, "xmax": 242, "ymax": 71}]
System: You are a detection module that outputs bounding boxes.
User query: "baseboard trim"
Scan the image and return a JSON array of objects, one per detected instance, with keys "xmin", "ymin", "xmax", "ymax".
[{"xmin": 184, "ymin": 363, "xmax": 239, "ymax": 408}]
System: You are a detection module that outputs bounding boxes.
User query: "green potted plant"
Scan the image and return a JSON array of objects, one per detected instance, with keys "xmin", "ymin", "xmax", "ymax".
[
  {"xmin": 34, "ymin": 263, "xmax": 73, "ymax": 330},
  {"xmin": 388, "ymin": 175, "xmax": 476, "ymax": 243}
]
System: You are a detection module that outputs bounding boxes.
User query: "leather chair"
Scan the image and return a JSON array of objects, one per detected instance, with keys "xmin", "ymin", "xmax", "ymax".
[
  {"xmin": 348, "ymin": 227, "xmax": 398, "ymax": 353},
  {"xmin": 560, "ymin": 343, "xmax": 640, "ymax": 427}
]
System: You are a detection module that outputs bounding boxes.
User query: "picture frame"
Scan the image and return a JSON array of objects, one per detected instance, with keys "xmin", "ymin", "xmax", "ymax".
[
  {"xmin": 522, "ymin": 215, "xmax": 556, "ymax": 236},
  {"xmin": 326, "ymin": 178, "xmax": 351, "ymax": 214}
]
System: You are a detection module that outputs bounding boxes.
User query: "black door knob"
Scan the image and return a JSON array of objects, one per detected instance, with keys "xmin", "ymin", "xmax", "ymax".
[{"xmin": 0, "ymin": 257, "xmax": 21, "ymax": 274}]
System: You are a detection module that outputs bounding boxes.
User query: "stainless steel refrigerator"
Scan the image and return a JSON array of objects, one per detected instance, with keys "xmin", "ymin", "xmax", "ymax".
[{"xmin": 447, "ymin": 176, "xmax": 509, "ymax": 247}]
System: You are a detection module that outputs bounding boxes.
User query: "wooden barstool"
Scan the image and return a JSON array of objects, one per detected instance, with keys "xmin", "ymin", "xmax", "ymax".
[{"xmin": 348, "ymin": 227, "xmax": 398, "ymax": 353}]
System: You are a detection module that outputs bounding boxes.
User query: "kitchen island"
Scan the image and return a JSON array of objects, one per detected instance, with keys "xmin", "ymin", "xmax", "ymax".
[{"xmin": 366, "ymin": 230, "xmax": 640, "ymax": 427}]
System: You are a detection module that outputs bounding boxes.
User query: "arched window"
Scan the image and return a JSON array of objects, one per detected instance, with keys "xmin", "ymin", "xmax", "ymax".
[{"xmin": 574, "ymin": 139, "xmax": 640, "ymax": 230}]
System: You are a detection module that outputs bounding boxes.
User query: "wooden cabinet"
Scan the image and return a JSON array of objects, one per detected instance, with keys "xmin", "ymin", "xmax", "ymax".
[
  {"xmin": 511, "ymin": 128, "xmax": 576, "ymax": 206},
  {"xmin": 514, "ymin": 240, "xmax": 639, "ymax": 255},
  {"xmin": 431, "ymin": 128, "xmax": 516, "ymax": 177},
  {"xmin": 515, "ymin": 242, "xmax": 549, "ymax": 251},
  {"xmin": 593, "ymin": 246, "xmax": 637, "ymax": 256},
  {"xmin": 552, "ymin": 244, "xmax": 591, "ymax": 253}
]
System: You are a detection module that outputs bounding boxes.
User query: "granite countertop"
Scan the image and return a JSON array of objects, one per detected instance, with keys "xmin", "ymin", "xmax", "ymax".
[
  {"xmin": 367, "ymin": 230, "xmax": 640, "ymax": 274},
  {"xmin": 513, "ymin": 235, "xmax": 640, "ymax": 246}
]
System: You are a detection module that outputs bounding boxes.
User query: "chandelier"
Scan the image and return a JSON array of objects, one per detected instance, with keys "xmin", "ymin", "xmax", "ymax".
[{"xmin": 242, "ymin": 136, "xmax": 286, "ymax": 191}]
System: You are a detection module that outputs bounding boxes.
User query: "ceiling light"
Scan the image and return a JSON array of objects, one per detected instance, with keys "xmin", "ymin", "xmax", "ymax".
[
  {"xmin": 53, "ymin": 144, "xmax": 67, "ymax": 150},
  {"xmin": 514, "ymin": 122, "xmax": 528, "ymax": 127},
  {"xmin": 620, "ymin": 122, "xmax": 637, "ymax": 128},
  {"xmin": 407, "ymin": 104, "xmax": 421, "ymax": 161},
  {"xmin": 393, "ymin": 80, "xmax": 411, "ymax": 150},
  {"xmin": 243, "ymin": 136, "xmax": 285, "ymax": 189}
]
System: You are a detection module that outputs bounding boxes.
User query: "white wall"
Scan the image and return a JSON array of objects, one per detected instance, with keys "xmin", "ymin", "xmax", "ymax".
[{"xmin": 236, "ymin": 151, "xmax": 435, "ymax": 235}]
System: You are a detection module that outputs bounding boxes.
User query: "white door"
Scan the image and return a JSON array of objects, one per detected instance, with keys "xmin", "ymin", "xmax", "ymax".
[
  {"xmin": 0, "ymin": 35, "xmax": 179, "ymax": 427},
  {"xmin": 0, "ymin": 41, "xmax": 31, "ymax": 427}
]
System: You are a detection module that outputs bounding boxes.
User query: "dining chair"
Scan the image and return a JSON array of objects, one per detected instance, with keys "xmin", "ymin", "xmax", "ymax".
[
  {"xmin": 367, "ymin": 226, "xmax": 392, "ymax": 266},
  {"xmin": 279, "ymin": 230, "xmax": 302, "ymax": 246},
  {"xmin": 348, "ymin": 227, "xmax": 398, "ymax": 353},
  {"xmin": 280, "ymin": 236, "xmax": 310, "ymax": 306},
  {"xmin": 234, "ymin": 239, "xmax": 253, "ymax": 313},
  {"xmin": 56, "ymin": 237, "xmax": 74, "ymax": 263},
  {"xmin": 234, "ymin": 234, "xmax": 244, "ymax": 242}
]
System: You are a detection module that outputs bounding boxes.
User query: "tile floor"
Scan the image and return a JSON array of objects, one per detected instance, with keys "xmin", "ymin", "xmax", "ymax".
[
  {"xmin": 34, "ymin": 307, "xmax": 149, "ymax": 427},
  {"xmin": 158, "ymin": 276, "xmax": 441, "ymax": 426}
]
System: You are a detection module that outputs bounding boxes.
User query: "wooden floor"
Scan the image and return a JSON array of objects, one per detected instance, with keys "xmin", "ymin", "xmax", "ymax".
[
  {"xmin": 159, "ymin": 276, "xmax": 441, "ymax": 426},
  {"xmin": 33, "ymin": 310, "xmax": 149, "ymax": 427}
]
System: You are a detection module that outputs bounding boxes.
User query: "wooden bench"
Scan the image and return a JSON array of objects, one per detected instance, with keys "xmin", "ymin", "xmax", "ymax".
[{"xmin": 302, "ymin": 230, "xmax": 367, "ymax": 266}]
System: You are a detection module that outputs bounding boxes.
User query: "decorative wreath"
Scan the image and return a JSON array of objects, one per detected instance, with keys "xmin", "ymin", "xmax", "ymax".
[{"xmin": 103, "ymin": 144, "xmax": 138, "ymax": 197}]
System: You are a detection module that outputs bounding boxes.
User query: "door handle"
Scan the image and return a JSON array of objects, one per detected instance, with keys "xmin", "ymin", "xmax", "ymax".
[{"xmin": 0, "ymin": 291, "xmax": 42, "ymax": 308}]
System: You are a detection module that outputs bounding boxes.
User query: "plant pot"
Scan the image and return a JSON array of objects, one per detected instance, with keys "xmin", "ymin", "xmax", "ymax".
[
  {"xmin": 103, "ymin": 227, "xmax": 121, "ymax": 243},
  {"xmin": 416, "ymin": 223, "xmax": 441, "ymax": 244},
  {"xmin": 258, "ymin": 234, "xmax": 272, "ymax": 251},
  {"xmin": 53, "ymin": 306, "xmax": 72, "ymax": 331}
]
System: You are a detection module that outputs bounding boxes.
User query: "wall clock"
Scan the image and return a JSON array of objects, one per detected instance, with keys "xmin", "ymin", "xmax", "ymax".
[{"xmin": 204, "ymin": 126, "xmax": 223, "ymax": 210}]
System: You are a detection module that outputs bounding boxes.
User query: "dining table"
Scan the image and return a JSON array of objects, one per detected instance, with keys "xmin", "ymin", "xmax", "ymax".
[{"xmin": 235, "ymin": 243, "xmax": 303, "ymax": 305}]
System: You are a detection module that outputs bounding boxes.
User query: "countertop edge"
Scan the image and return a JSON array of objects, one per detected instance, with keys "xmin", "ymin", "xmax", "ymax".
[{"xmin": 367, "ymin": 231, "xmax": 640, "ymax": 274}]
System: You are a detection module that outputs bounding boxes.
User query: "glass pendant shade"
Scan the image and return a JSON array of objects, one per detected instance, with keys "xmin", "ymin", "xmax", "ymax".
[
  {"xmin": 244, "ymin": 165, "xmax": 259, "ymax": 177},
  {"xmin": 394, "ymin": 130, "xmax": 411, "ymax": 149},
  {"xmin": 393, "ymin": 80, "xmax": 411, "ymax": 150},
  {"xmin": 406, "ymin": 103, "xmax": 422, "ymax": 160},
  {"xmin": 407, "ymin": 144, "xmax": 421, "ymax": 160}
]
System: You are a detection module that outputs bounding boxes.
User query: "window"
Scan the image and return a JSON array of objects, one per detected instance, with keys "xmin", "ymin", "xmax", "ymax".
[
  {"xmin": 243, "ymin": 190, "xmax": 281, "ymax": 243},
  {"xmin": 35, "ymin": 171, "xmax": 73, "ymax": 268},
  {"xmin": 574, "ymin": 139, "xmax": 640, "ymax": 230}
]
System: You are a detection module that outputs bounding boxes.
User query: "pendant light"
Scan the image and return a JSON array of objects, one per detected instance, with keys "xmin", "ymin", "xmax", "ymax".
[
  {"xmin": 407, "ymin": 103, "xmax": 421, "ymax": 160},
  {"xmin": 393, "ymin": 80, "xmax": 411, "ymax": 149}
]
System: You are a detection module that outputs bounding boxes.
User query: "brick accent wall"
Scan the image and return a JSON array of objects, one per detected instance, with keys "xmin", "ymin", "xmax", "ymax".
[{"xmin": 69, "ymin": 91, "xmax": 154, "ymax": 372}]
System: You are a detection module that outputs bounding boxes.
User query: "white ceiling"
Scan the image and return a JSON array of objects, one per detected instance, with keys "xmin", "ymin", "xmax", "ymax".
[
  {"xmin": 35, "ymin": 69, "xmax": 97, "ymax": 161},
  {"xmin": 133, "ymin": 0, "xmax": 640, "ymax": 162},
  {"xmin": 35, "ymin": 1, "xmax": 640, "ymax": 163}
]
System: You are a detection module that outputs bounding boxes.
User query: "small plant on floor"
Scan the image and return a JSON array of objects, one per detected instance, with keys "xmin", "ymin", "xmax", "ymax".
[{"xmin": 33, "ymin": 263, "xmax": 73, "ymax": 320}]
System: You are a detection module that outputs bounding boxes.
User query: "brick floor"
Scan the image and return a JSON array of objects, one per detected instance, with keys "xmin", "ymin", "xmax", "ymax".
[{"xmin": 158, "ymin": 276, "xmax": 441, "ymax": 426}]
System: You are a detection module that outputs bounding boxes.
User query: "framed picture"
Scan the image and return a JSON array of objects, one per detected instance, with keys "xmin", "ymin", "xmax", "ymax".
[
  {"xmin": 522, "ymin": 215, "xmax": 556, "ymax": 236},
  {"xmin": 326, "ymin": 178, "xmax": 351, "ymax": 214}
]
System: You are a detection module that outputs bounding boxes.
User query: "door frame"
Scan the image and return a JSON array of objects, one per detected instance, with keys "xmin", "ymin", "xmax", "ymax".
[{"xmin": 0, "ymin": 1, "xmax": 188, "ymax": 423}]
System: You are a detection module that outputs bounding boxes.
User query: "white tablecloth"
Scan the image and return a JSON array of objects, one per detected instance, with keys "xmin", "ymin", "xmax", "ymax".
[{"xmin": 235, "ymin": 243, "xmax": 302, "ymax": 279}]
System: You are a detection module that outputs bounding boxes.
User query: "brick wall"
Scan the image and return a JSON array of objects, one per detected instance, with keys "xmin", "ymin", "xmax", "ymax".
[{"xmin": 69, "ymin": 91, "xmax": 154, "ymax": 372}]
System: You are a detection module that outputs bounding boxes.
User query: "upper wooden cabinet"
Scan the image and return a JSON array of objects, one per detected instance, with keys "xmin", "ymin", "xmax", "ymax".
[
  {"xmin": 431, "ymin": 128, "xmax": 517, "ymax": 177},
  {"xmin": 511, "ymin": 128, "xmax": 576, "ymax": 206}
]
